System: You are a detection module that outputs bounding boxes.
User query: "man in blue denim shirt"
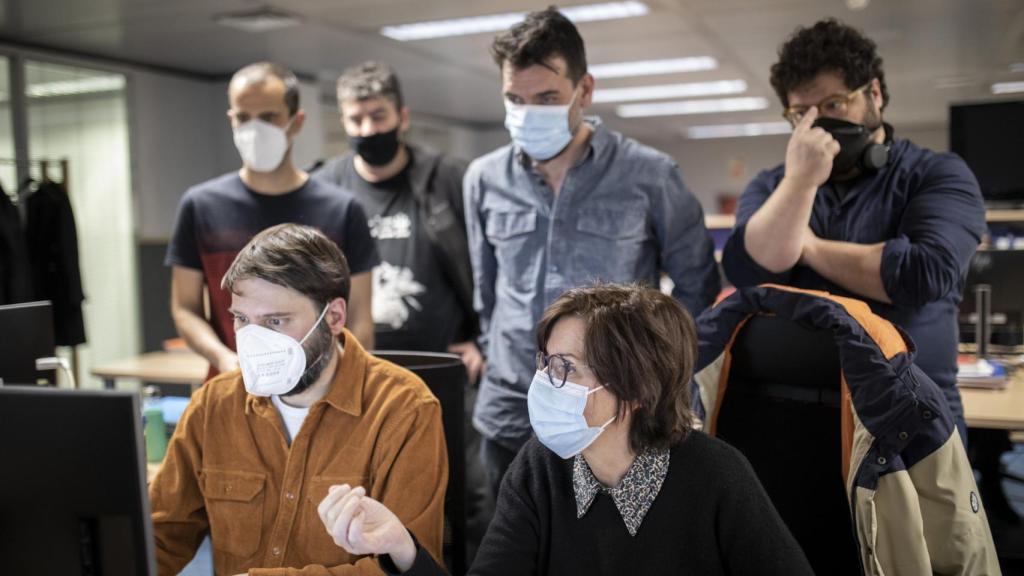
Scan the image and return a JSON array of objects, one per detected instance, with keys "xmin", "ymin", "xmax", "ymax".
[
  {"xmin": 465, "ymin": 8, "xmax": 720, "ymax": 496},
  {"xmin": 722, "ymin": 19, "xmax": 985, "ymax": 443}
]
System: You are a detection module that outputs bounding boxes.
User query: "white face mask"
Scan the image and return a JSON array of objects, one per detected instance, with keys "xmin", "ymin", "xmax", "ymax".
[
  {"xmin": 504, "ymin": 89, "xmax": 578, "ymax": 161},
  {"xmin": 236, "ymin": 304, "xmax": 330, "ymax": 397},
  {"xmin": 233, "ymin": 118, "xmax": 292, "ymax": 172}
]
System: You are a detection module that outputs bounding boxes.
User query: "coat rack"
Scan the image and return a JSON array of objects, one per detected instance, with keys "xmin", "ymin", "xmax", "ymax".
[{"xmin": 0, "ymin": 156, "xmax": 79, "ymax": 387}]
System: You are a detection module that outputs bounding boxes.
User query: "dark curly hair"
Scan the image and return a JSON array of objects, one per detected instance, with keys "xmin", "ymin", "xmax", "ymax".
[
  {"xmin": 490, "ymin": 7, "xmax": 587, "ymax": 83},
  {"xmin": 770, "ymin": 18, "xmax": 889, "ymax": 111}
]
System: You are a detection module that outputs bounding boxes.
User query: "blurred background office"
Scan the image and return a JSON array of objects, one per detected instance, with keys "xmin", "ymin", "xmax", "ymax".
[{"xmin": 0, "ymin": 0, "xmax": 1021, "ymax": 573}]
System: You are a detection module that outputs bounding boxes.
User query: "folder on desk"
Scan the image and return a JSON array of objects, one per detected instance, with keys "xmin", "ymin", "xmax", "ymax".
[{"xmin": 957, "ymin": 357, "xmax": 1010, "ymax": 389}]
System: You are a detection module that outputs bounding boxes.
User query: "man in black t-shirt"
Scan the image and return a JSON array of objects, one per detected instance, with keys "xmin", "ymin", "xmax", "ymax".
[
  {"xmin": 166, "ymin": 62, "xmax": 379, "ymax": 375},
  {"xmin": 315, "ymin": 62, "xmax": 482, "ymax": 377},
  {"xmin": 314, "ymin": 61, "xmax": 490, "ymax": 564}
]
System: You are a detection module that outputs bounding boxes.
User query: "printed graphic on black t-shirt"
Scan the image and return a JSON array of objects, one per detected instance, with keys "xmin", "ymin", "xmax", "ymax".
[{"xmin": 338, "ymin": 157, "xmax": 460, "ymax": 352}]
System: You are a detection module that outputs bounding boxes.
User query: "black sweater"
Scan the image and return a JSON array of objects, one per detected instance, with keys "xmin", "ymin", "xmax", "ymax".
[{"xmin": 387, "ymin": 431, "xmax": 814, "ymax": 575}]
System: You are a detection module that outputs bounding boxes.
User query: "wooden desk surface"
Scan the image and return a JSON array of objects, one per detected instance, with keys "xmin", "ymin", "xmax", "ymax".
[
  {"xmin": 91, "ymin": 350, "xmax": 209, "ymax": 387},
  {"xmin": 960, "ymin": 370, "xmax": 1024, "ymax": 430}
]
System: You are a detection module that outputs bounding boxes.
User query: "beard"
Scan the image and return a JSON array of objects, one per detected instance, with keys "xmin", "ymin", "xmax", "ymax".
[
  {"xmin": 282, "ymin": 321, "xmax": 335, "ymax": 397},
  {"xmin": 862, "ymin": 98, "xmax": 883, "ymax": 133}
]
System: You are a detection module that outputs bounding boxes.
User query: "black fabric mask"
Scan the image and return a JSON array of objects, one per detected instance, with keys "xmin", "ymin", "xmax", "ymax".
[
  {"xmin": 349, "ymin": 127, "xmax": 401, "ymax": 166},
  {"xmin": 813, "ymin": 117, "xmax": 889, "ymax": 181}
]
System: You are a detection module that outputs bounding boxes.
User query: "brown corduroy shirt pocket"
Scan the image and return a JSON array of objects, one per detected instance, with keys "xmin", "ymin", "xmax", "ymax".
[
  {"xmin": 297, "ymin": 474, "xmax": 369, "ymax": 561},
  {"xmin": 199, "ymin": 469, "xmax": 267, "ymax": 559}
]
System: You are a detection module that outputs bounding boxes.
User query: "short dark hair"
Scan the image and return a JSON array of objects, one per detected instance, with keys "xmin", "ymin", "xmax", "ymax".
[
  {"xmin": 490, "ymin": 7, "xmax": 587, "ymax": 83},
  {"xmin": 336, "ymin": 61, "xmax": 404, "ymax": 110},
  {"xmin": 536, "ymin": 283, "xmax": 696, "ymax": 453},
  {"xmin": 222, "ymin": 223, "xmax": 351, "ymax": 308},
  {"xmin": 229, "ymin": 62, "xmax": 300, "ymax": 116},
  {"xmin": 770, "ymin": 18, "xmax": 889, "ymax": 111}
]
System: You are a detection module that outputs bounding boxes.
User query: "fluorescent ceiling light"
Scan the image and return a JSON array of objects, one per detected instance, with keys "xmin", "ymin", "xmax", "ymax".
[
  {"xmin": 381, "ymin": 1, "xmax": 648, "ymax": 41},
  {"xmin": 991, "ymin": 81, "xmax": 1024, "ymax": 95},
  {"xmin": 27, "ymin": 75, "xmax": 126, "ymax": 98},
  {"xmin": 686, "ymin": 121, "xmax": 792, "ymax": 139},
  {"xmin": 593, "ymin": 79, "xmax": 746, "ymax": 103},
  {"xmin": 215, "ymin": 7, "xmax": 302, "ymax": 33},
  {"xmin": 589, "ymin": 57, "xmax": 717, "ymax": 79},
  {"xmin": 617, "ymin": 97, "xmax": 769, "ymax": 118},
  {"xmin": 1011, "ymin": 62, "xmax": 1024, "ymax": 74}
]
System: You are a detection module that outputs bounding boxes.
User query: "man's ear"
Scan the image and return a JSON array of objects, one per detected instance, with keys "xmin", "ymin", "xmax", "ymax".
[
  {"xmin": 578, "ymin": 73, "xmax": 595, "ymax": 109},
  {"xmin": 326, "ymin": 297, "xmax": 348, "ymax": 336},
  {"xmin": 869, "ymin": 78, "xmax": 884, "ymax": 111},
  {"xmin": 399, "ymin": 105, "xmax": 411, "ymax": 133},
  {"xmin": 288, "ymin": 109, "xmax": 307, "ymax": 136}
]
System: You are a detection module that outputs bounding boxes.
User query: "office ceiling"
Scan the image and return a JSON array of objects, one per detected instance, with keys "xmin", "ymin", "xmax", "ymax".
[{"xmin": 0, "ymin": 0, "xmax": 1021, "ymax": 142}]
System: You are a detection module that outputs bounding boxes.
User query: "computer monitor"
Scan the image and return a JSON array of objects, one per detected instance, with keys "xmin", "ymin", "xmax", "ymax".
[
  {"xmin": 0, "ymin": 300, "xmax": 56, "ymax": 385},
  {"xmin": 0, "ymin": 387, "xmax": 157, "ymax": 575},
  {"xmin": 959, "ymin": 249, "xmax": 1024, "ymax": 347},
  {"xmin": 949, "ymin": 100, "xmax": 1024, "ymax": 204}
]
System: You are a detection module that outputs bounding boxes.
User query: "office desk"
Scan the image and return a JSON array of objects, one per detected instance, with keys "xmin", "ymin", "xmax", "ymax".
[
  {"xmin": 91, "ymin": 350, "xmax": 208, "ymax": 390},
  {"xmin": 960, "ymin": 370, "xmax": 1024, "ymax": 430}
]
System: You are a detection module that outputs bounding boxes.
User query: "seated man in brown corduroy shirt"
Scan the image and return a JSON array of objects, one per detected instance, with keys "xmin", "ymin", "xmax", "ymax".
[{"xmin": 149, "ymin": 223, "xmax": 447, "ymax": 576}]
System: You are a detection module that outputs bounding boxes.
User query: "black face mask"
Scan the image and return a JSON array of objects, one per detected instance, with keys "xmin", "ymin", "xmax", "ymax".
[
  {"xmin": 349, "ymin": 127, "xmax": 401, "ymax": 167},
  {"xmin": 813, "ymin": 117, "xmax": 889, "ymax": 181}
]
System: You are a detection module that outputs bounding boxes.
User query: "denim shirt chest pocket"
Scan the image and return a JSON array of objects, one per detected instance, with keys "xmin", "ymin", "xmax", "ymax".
[
  {"xmin": 572, "ymin": 207, "xmax": 648, "ymax": 282},
  {"xmin": 485, "ymin": 209, "xmax": 540, "ymax": 292}
]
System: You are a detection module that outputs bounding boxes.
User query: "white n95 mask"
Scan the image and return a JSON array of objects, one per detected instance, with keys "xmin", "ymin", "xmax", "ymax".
[
  {"xmin": 233, "ymin": 118, "xmax": 292, "ymax": 172},
  {"xmin": 527, "ymin": 370, "xmax": 615, "ymax": 459},
  {"xmin": 504, "ymin": 90, "xmax": 578, "ymax": 161},
  {"xmin": 236, "ymin": 304, "xmax": 329, "ymax": 396}
]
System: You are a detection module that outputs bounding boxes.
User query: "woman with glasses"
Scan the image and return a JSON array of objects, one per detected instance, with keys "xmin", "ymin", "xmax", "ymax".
[{"xmin": 318, "ymin": 284, "xmax": 812, "ymax": 575}]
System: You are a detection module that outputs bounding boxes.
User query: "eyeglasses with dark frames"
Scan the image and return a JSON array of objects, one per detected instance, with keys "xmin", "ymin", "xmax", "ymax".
[{"xmin": 536, "ymin": 351, "xmax": 590, "ymax": 388}]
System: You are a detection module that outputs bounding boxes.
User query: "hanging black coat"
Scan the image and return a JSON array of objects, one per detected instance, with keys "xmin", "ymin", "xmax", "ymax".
[
  {"xmin": 0, "ymin": 189, "xmax": 34, "ymax": 305},
  {"xmin": 25, "ymin": 181, "xmax": 86, "ymax": 345}
]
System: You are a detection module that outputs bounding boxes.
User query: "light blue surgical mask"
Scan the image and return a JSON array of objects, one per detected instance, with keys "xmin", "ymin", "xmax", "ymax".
[
  {"xmin": 527, "ymin": 370, "xmax": 615, "ymax": 459},
  {"xmin": 504, "ymin": 89, "xmax": 579, "ymax": 161}
]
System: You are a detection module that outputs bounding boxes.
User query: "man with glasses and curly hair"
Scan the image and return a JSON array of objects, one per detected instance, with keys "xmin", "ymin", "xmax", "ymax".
[{"xmin": 722, "ymin": 18, "xmax": 986, "ymax": 446}]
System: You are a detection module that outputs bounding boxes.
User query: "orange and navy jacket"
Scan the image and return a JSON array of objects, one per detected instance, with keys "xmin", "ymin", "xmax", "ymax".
[{"xmin": 692, "ymin": 285, "xmax": 999, "ymax": 576}]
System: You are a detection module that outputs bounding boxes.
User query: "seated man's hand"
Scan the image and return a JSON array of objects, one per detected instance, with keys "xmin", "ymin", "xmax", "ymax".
[{"xmin": 317, "ymin": 485, "xmax": 417, "ymax": 571}]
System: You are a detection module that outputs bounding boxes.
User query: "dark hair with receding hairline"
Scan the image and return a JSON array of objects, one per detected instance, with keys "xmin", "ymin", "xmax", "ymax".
[
  {"xmin": 221, "ymin": 223, "xmax": 351, "ymax": 311},
  {"xmin": 490, "ymin": 6, "xmax": 588, "ymax": 83},
  {"xmin": 336, "ymin": 61, "xmax": 404, "ymax": 110},
  {"xmin": 770, "ymin": 18, "xmax": 889, "ymax": 111},
  {"xmin": 535, "ymin": 283, "xmax": 696, "ymax": 453},
  {"xmin": 229, "ymin": 62, "xmax": 301, "ymax": 116}
]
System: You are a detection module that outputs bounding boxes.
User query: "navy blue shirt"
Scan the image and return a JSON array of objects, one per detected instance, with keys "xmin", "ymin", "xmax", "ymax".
[{"xmin": 721, "ymin": 136, "xmax": 985, "ymax": 420}]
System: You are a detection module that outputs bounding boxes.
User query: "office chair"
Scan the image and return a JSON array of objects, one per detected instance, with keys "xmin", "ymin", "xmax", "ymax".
[
  {"xmin": 714, "ymin": 314, "xmax": 862, "ymax": 575},
  {"xmin": 374, "ymin": 351, "xmax": 467, "ymax": 576}
]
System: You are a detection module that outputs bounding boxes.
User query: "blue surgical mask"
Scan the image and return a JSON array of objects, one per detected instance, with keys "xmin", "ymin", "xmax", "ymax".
[
  {"xmin": 527, "ymin": 370, "xmax": 615, "ymax": 459},
  {"xmin": 504, "ymin": 90, "xmax": 578, "ymax": 161}
]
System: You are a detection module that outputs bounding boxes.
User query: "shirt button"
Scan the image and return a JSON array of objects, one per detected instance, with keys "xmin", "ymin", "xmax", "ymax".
[
  {"xmin": 286, "ymin": 492, "xmax": 296, "ymax": 501},
  {"xmin": 272, "ymin": 546, "xmax": 281, "ymax": 556},
  {"xmin": 898, "ymin": 431, "xmax": 908, "ymax": 441}
]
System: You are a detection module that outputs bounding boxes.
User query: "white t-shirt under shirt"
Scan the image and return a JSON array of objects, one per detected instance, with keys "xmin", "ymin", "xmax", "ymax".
[{"xmin": 271, "ymin": 394, "xmax": 310, "ymax": 444}]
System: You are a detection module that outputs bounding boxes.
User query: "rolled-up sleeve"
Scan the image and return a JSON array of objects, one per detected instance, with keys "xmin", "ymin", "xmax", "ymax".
[
  {"xmin": 653, "ymin": 162, "xmax": 720, "ymax": 316},
  {"xmin": 879, "ymin": 154, "xmax": 985, "ymax": 308},
  {"xmin": 463, "ymin": 163, "xmax": 497, "ymax": 353},
  {"xmin": 721, "ymin": 170, "xmax": 793, "ymax": 288}
]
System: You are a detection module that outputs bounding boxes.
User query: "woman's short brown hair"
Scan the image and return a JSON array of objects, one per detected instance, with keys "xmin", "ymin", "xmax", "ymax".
[
  {"xmin": 221, "ymin": 223, "xmax": 351, "ymax": 308},
  {"xmin": 536, "ymin": 283, "xmax": 697, "ymax": 453}
]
